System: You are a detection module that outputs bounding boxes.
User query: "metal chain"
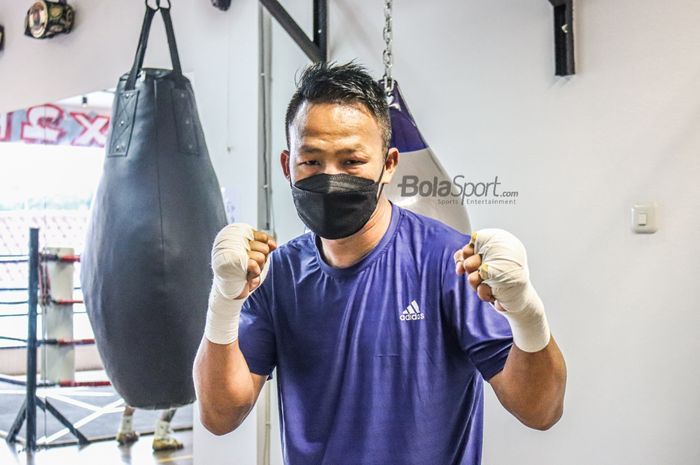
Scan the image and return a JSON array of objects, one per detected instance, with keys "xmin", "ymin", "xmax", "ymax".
[{"xmin": 382, "ymin": 0, "xmax": 394, "ymax": 93}]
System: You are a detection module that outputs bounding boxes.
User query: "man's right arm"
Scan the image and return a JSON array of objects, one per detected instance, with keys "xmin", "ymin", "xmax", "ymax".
[
  {"xmin": 192, "ymin": 224, "xmax": 276, "ymax": 436},
  {"xmin": 193, "ymin": 339, "xmax": 267, "ymax": 435}
]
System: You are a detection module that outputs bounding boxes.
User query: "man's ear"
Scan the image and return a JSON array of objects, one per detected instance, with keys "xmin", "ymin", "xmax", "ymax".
[
  {"xmin": 280, "ymin": 150, "xmax": 291, "ymax": 181},
  {"xmin": 381, "ymin": 147, "xmax": 400, "ymax": 184}
]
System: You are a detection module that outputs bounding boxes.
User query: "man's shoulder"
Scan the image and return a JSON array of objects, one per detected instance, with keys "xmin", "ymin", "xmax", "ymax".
[
  {"xmin": 269, "ymin": 231, "xmax": 316, "ymax": 266},
  {"xmin": 277, "ymin": 231, "xmax": 314, "ymax": 252},
  {"xmin": 395, "ymin": 205, "xmax": 471, "ymax": 252}
]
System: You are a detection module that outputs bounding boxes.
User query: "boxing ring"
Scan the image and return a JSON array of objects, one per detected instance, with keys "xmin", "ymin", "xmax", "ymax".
[
  {"xmin": 0, "ymin": 228, "xmax": 105, "ymax": 450},
  {"xmin": 0, "ymin": 227, "xmax": 198, "ymax": 453}
]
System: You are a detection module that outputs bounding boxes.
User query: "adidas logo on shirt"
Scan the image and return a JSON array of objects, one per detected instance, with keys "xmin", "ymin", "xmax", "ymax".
[{"xmin": 400, "ymin": 300, "xmax": 425, "ymax": 321}]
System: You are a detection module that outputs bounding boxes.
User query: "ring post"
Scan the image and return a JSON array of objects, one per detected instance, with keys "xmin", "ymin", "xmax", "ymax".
[{"xmin": 26, "ymin": 227, "xmax": 39, "ymax": 451}]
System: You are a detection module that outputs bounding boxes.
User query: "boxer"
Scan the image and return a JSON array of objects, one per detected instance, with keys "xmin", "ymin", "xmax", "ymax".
[{"xmin": 194, "ymin": 62, "xmax": 566, "ymax": 465}]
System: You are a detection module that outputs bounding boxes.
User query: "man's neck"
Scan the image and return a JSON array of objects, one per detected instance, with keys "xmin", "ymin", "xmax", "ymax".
[{"xmin": 319, "ymin": 197, "xmax": 393, "ymax": 269}]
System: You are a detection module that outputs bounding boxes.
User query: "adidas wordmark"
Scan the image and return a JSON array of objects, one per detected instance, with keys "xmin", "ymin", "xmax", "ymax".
[{"xmin": 400, "ymin": 300, "xmax": 425, "ymax": 321}]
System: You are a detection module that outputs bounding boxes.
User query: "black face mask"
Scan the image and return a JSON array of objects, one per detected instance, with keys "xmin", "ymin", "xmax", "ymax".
[{"xmin": 290, "ymin": 160, "xmax": 387, "ymax": 240}]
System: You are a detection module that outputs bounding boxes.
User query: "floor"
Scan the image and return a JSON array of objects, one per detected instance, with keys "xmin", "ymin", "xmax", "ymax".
[
  {"xmin": 0, "ymin": 429, "xmax": 193, "ymax": 465},
  {"xmin": 0, "ymin": 372, "xmax": 194, "ymax": 465}
]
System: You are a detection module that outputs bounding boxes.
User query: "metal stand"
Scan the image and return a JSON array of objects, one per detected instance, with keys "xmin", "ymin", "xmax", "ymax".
[
  {"xmin": 5, "ymin": 228, "xmax": 89, "ymax": 450},
  {"xmin": 258, "ymin": 0, "xmax": 327, "ymax": 62},
  {"xmin": 548, "ymin": 0, "xmax": 575, "ymax": 76}
]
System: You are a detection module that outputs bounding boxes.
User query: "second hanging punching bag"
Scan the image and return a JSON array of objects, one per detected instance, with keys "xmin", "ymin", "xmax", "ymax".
[
  {"xmin": 381, "ymin": 80, "xmax": 471, "ymax": 233},
  {"xmin": 81, "ymin": 4, "xmax": 227, "ymax": 409}
]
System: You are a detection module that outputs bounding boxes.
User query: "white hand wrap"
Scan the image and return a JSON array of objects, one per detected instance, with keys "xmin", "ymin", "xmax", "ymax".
[
  {"xmin": 204, "ymin": 223, "xmax": 270, "ymax": 345},
  {"xmin": 471, "ymin": 228, "xmax": 551, "ymax": 353}
]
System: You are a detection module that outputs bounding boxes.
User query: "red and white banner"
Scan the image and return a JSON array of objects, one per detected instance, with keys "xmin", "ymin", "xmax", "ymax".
[{"xmin": 0, "ymin": 104, "xmax": 111, "ymax": 148}]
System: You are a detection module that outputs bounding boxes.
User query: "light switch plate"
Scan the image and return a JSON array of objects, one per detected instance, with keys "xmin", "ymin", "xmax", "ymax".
[{"xmin": 631, "ymin": 203, "xmax": 658, "ymax": 234}]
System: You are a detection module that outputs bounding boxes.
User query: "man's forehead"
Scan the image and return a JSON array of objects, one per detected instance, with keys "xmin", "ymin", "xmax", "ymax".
[
  {"xmin": 290, "ymin": 101, "xmax": 383, "ymax": 144},
  {"xmin": 293, "ymin": 101, "xmax": 376, "ymax": 128}
]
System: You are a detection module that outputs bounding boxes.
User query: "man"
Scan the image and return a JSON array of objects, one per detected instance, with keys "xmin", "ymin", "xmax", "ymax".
[{"xmin": 194, "ymin": 62, "xmax": 567, "ymax": 465}]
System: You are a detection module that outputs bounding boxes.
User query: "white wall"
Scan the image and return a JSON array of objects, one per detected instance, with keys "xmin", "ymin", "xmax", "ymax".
[
  {"xmin": 266, "ymin": 0, "xmax": 700, "ymax": 464},
  {"xmin": 0, "ymin": 1, "xmax": 178, "ymax": 113}
]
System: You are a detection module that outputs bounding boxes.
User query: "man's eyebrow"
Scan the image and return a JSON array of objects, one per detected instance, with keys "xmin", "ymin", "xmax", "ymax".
[
  {"xmin": 299, "ymin": 145, "xmax": 323, "ymax": 153},
  {"xmin": 298, "ymin": 145, "xmax": 366, "ymax": 156},
  {"xmin": 334, "ymin": 147, "xmax": 364, "ymax": 155}
]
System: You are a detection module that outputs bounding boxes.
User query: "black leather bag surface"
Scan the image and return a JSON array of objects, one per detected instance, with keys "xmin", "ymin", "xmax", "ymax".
[{"xmin": 81, "ymin": 4, "xmax": 227, "ymax": 409}]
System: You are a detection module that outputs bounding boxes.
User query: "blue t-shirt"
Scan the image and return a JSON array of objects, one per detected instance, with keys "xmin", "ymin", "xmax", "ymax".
[{"xmin": 239, "ymin": 203, "xmax": 513, "ymax": 465}]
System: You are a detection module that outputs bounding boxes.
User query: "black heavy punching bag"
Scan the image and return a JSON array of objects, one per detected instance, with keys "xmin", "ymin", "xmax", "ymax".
[{"xmin": 81, "ymin": 4, "xmax": 227, "ymax": 409}]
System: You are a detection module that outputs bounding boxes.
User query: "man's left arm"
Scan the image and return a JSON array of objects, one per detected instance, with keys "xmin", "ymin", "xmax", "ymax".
[
  {"xmin": 488, "ymin": 336, "xmax": 566, "ymax": 430},
  {"xmin": 454, "ymin": 229, "xmax": 567, "ymax": 431}
]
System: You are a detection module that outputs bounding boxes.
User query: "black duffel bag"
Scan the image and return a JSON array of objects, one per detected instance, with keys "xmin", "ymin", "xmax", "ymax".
[{"xmin": 81, "ymin": 4, "xmax": 227, "ymax": 409}]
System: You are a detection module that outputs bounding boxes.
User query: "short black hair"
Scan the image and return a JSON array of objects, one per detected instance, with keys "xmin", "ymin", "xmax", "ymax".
[{"xmin": 284, "ymin": 61, "xmax": 391, "ymax": 150}]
